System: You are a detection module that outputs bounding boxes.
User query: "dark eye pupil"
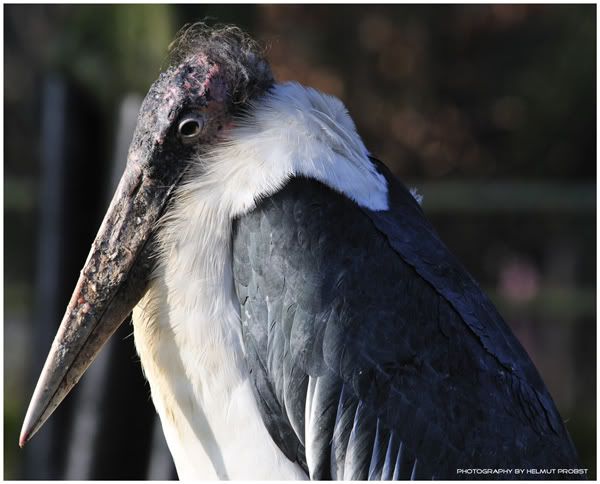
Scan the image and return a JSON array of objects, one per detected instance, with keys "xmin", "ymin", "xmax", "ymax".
[{"xmin": 180, "ymin": 119, "xmax": 200, "ymax": 137}]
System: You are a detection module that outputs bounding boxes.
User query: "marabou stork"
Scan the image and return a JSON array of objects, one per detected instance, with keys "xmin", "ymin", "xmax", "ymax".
[{"xmin": 20, "ymin": 25, "xmax": 580, "ymax": 480}]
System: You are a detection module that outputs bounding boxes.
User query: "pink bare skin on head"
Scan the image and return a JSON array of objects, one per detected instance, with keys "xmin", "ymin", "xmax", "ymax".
[
  {"xmin": 145, "ymin": 55, "xmax": 233, "ymax": 147},
  {"xmin": 179, "ymin": 55, "xmax": 227, "ymax": 102}
]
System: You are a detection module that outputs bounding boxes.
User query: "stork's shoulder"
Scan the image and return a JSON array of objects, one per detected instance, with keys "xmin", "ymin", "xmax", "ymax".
[{"xmin": 231, "ymin": 171, "xmax": 579, "ymax": 476}]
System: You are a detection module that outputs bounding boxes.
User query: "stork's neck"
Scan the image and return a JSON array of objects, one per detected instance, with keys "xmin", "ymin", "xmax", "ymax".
[{"xmin": 133, "ymin": 189, "xmax": 305, "ymax": 479}]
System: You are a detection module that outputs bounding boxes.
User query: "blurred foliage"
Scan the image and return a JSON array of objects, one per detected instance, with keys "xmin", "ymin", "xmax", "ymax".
[
  {"xmin": 5, "ymin": 4, "xmax": 174, "ymax": 104},
  {"xmin": 254, "ymin": 5, "xmax": 596, "ymax": 181},
  {"xmin": 52, "ymin": 5, "xmax": 174, "ymax": 105},
  {"xmin": 4, "ymin": 4, "xmax": 596, "ymax": 479}
]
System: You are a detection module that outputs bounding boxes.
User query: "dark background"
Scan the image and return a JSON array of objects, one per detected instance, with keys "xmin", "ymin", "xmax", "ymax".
[{"xmin": 4, "ymin": 4, "xmax": 596, "ymax": 479}]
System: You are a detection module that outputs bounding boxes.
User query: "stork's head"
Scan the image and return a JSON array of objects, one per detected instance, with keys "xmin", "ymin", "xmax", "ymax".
[
  {"xmin": 132, "ymin": 24, "xmax": 273, "ymax": 161},
  {"xmin": 19, "ymin": 25, "xmax": 273, "ymax": 446}
]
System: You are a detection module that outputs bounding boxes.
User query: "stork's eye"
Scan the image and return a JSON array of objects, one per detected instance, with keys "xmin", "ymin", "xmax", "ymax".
[{"xmin": 178, "ymin": 115, "xmax": 204, "ymax": 144}]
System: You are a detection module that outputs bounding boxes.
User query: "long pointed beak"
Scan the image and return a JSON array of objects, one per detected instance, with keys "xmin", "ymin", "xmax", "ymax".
[{"xmin": 19, "ymin": 156, "xmax": 180, "ymax": 447}]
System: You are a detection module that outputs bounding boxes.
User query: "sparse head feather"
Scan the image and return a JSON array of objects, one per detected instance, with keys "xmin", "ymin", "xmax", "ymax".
[
  {"xmin": 129, "ymin": 24, "xmax": 275, "ymax": 159},
  {"xmin": 168, "ymin": 23, "xmax": 274, "ymax": 106}
]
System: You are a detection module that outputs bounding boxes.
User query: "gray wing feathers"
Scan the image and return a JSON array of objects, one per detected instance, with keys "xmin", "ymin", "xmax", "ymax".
[
  {"xmin": 330, "ymin": 384, "xmax": 356, "ymax": 479},
  {"xmin": 367, "ymin": 418, "xmax": 390, "ymax": 480},
  {"xmin": 233, "ymin": 179, "xmax": 447, "ymax": 478},
  {"xmin": 305, "ymin": 374, "xmax": 338, "ymax": 479},
  {"xmin": 232, "ymin": 176, "xmax": 580, "ymax": 480},
  {"xmin": 283, "ymin": 359, "xmax": 308, "ymax": 445},
  {"xmin": 343, "ymin": 400, "xmax": 377, "ymax": 480}
]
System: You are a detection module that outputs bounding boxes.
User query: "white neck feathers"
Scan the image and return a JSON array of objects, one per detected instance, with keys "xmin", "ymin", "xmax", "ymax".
[{"xmin": 178, "ymin": 81, "xmax": 389, "ymax": 219}]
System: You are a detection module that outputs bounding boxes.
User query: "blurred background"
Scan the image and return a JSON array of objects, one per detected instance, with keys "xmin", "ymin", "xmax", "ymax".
[{"xmin": 4, "ymin": 4, "xmax": 596, "ymax": 479}]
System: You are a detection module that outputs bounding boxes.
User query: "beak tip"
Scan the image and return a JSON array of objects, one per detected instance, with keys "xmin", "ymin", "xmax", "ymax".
[
  {"xmin": 19, "ymin": 407, "xmax": 39, "ymax": 449},
  {"xmin": 18, "ymin": 431, "xmax": 29, "ymax": 448}
]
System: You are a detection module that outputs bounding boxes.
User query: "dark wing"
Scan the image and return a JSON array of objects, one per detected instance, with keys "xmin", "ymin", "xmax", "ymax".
[{"xmin": 232, "ymin": 167, "xmax": 580, "ymax": 480}]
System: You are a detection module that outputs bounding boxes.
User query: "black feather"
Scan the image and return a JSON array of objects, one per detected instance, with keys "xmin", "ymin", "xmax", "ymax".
[{"xmin": 232, "ymin": 172, "xmax": 581, "ymax": 480}]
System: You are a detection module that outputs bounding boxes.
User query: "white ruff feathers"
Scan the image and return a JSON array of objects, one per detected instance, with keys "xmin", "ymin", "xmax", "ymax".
[
  {"xmin": 132, "ymin": 82, "xmax": 389, "ymax": 479},
  {"xmin": 196, "ymin": 81, "xmax": 389, "ymax": 216}
]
